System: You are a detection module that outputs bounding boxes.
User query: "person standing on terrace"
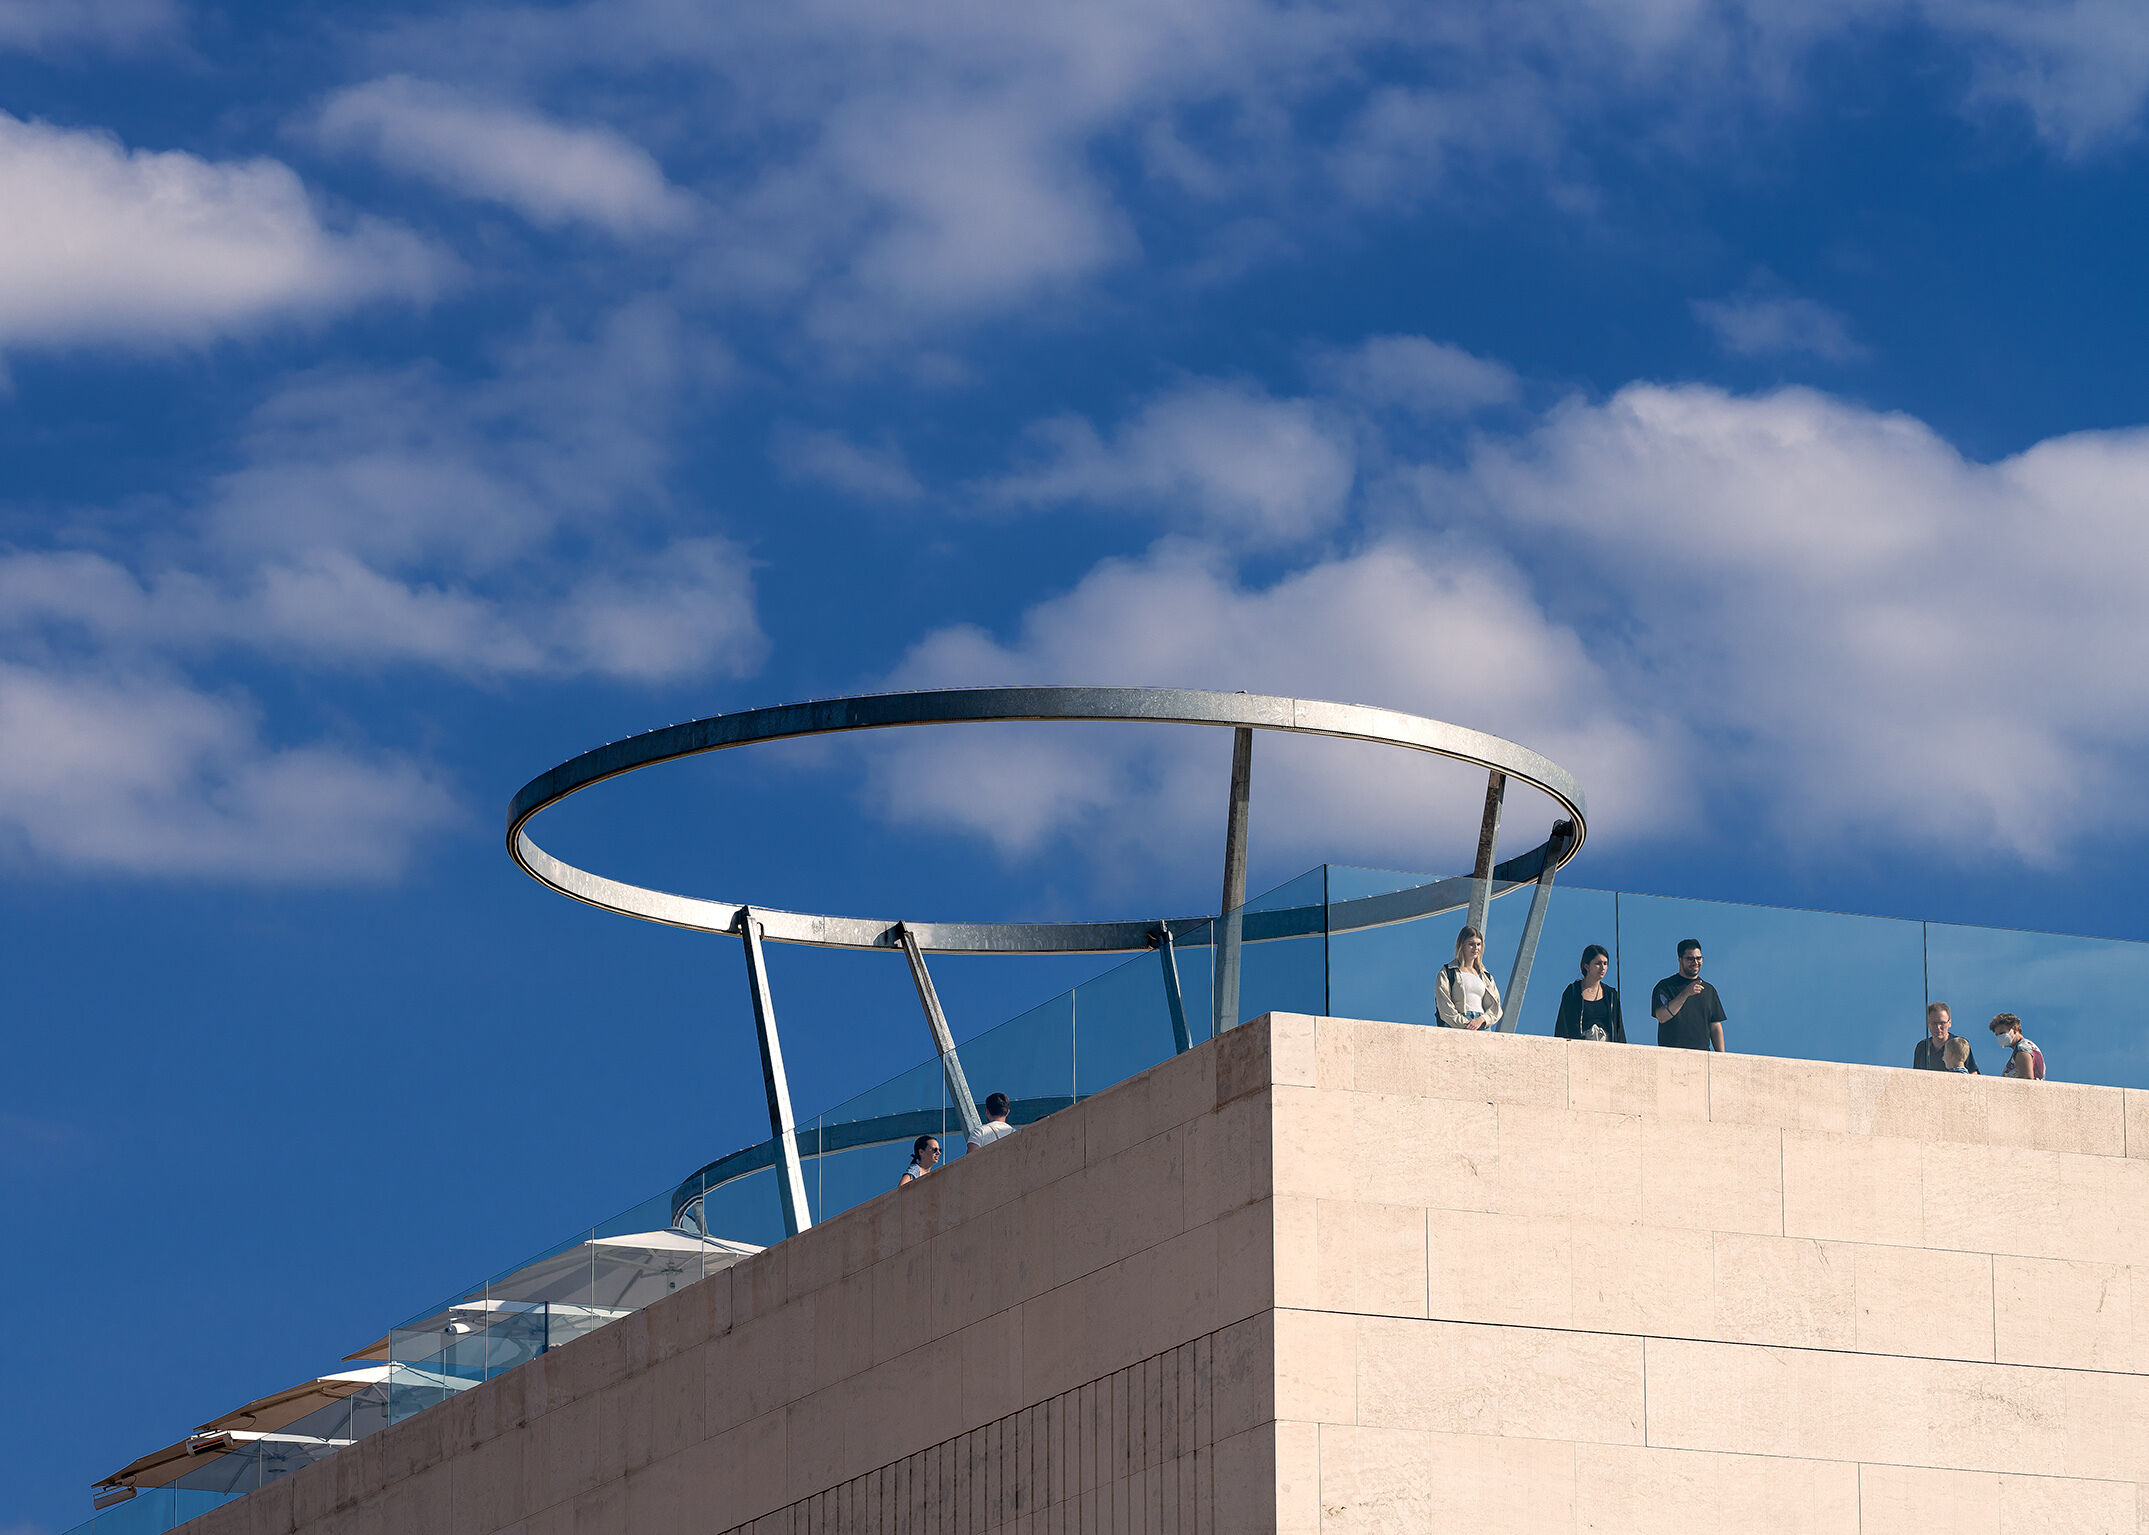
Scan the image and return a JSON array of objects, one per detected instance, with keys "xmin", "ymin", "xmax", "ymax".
[
  {"xmin": 1435, "ymin": 926, "xmax": 1502, "ymax": 1030},
  {"xmin": 1990, "ymin": 1014, "xmax": 2046, "ymax": 1079},
  {"xmin": 969, "ymin": 1092, "xmax": 1016, "ymax": 1150},
  {"xmin": 898, "ymin": 1135, "xmax": 941, "ymax": 1186},
  {"xmin": 1913, "ymin": 1002, "xmax": 1979, "ymax": 1073},
  {"xmin": 1555, "ymin": 944, "xmax": 1625, "ymax": 1042},
  {"xmin": 1652, "ymin": 939, "xmax": 1727, "ymax": 1052}
]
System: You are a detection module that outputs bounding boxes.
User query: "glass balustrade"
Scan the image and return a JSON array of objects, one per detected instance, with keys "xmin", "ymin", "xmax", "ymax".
[{"xmin": 70, "ymin": 862, "xmax": 2149, "ymax": 1529}]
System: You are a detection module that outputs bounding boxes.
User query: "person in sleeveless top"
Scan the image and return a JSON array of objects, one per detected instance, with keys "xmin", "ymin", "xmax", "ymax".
[
  {"xmin": 1435, "ymin": 925, "xmax": 1502, "ymax": 1030},
  {"xmin": 1555, "ymin": 944, "xmax": 1625, "ymax": 1042},
  {"xmin": 898, "ymin": 1134, "xmax": 942, "ymax": 1186},
  {"xmin": 1989, "ymin": 1013, "xmax": 2046, "ymax": 1079}
]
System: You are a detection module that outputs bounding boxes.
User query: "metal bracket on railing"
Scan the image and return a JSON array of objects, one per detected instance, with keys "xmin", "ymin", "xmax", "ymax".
[
  {"xmin": 896, "ymin": 923, "xmax": 985, "ymax": 1141},
  {"xmin": 737, "ymin": 907, "xmax": 813, "ymax": 1235},
  {"xmin": 1499, "ymin": 819, "xmax": 1574, "ymax": 1033},
  {"xmin": 1154, "ymin": 923, "xmax": 1193, "ymax": 1054}
]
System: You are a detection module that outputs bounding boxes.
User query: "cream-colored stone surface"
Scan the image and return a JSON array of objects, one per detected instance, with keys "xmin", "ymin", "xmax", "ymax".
[
  {"xmin": 1994, "ymin": 1254, "xmax": 2133, "ymax": 1371},
  {"xmin": 1852, "ymin": 1242, "xmax": 1994, "ymax": 1362},
  {"xmin": 1317, "ymin": 1424, "xmax": 1577, "ymax": 1535},
  {"xmin": 189, "ymin": 1015, "xmax": 2149, "ymax": 1535},
  {"xmin": 1783, "ymin": 1128, "xmax": 1924, "ymax": 1246},
  {"xmin": 1639, "ymin": 1116, "xmax": 1784, "ymax": 1236},
  {"xmin": 1575, "ymin": 1443, "xmax": 1859, "ymax": 1534},
  {"xmin": 1312, "ymin": 1198, "xmax": 1426, "ymax": 1317},
  {"xmin": 1708, "ymin": 1231, "xmax": 1856, "ymax": 1349}
]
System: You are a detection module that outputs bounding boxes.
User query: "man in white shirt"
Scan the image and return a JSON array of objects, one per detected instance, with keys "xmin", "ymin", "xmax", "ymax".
[{"xmin": 969, "ymin": 1091, "xmax": 1017, "ymax": 1150}]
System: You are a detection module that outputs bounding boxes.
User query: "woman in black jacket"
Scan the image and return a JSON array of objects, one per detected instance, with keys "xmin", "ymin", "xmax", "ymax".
[{"xmin": 1554, "ymin": 944, "xmax": 1625, "ymax": 1042}]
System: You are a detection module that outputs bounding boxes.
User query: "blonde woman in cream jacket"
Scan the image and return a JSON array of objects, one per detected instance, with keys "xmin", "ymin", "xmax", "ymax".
[{"xmin": 1435, "ymin": 925, "xmax": 1502, "ymax": 1031}]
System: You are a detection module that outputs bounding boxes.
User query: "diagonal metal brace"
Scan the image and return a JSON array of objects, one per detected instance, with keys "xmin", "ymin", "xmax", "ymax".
[{"xmin": 896, "ymin": 923, "xmax": 985, "ymax": 1142}]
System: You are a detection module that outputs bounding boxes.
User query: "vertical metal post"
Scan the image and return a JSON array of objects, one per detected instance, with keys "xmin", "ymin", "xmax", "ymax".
[
  {"xmin": 1466, "ymin": 770, "xmax": 1507, "ymax": 939},
  {"xmin": 1500, "ymin": 822, "xmax": 1573, "ymax": 1033},
  {"xmin": 897, "ymin": 924, "xmax": 985, "ymax": 1142},
  {"xmin": 1213, "ymin": 726, "xmax": 1254, "ymax": 1036},
  {"xmin": 1156, "ymin": 925, "xmax": 1192, "ymax": 1054},
  {"xmin": 738, "ymin": 908, "xmax": 813, "ymax": 1236}
]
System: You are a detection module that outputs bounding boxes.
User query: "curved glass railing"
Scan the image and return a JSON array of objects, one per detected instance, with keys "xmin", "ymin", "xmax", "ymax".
[{"xmin": 69, "ymin": 864, "xmax": 2149, "ymax": 1530}]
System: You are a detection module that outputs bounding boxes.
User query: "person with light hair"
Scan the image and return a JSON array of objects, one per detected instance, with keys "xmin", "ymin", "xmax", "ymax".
[{"xmin": 1435, "ymin": 925, "xmax": 1502, "ymax": 1031}]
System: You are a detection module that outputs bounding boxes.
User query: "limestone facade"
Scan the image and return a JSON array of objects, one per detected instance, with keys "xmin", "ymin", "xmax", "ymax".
[{"xmin": 182, "ymin": 1015, "xmax": 2149, "ymax": 1534}]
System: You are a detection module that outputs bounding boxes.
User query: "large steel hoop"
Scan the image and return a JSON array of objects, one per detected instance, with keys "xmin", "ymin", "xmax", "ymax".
[{"xmin": 507, "ymin": 686, "xmax": 1588, "ymax": 955}]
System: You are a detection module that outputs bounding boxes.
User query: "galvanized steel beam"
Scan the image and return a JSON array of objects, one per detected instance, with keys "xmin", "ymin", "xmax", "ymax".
[
  {"xmin": 507, "ymin": 688, "xmax": 1588, "ymax": 958},
  {"xmin": 1156, "ymin": 924, "xmax": 1192, "ymax": 1054},
  {"xmin": 1213, "ymin": 726, "xmax": 1253, "ymax": 1036},
  {"xmin": 737, "ymin": 909, "xmax": 813, "ymax": 1235},
  {"xmin": 1498, "ymin": 820, "xmax": 1574, "ymax": 1035},
  {"xmin": 1466, "ymin": 770, "xmax": 1507, "ymax": 940},
  {"xmin": 897, "ymin": 924, "xmax": 984, "ymax": 1143}
]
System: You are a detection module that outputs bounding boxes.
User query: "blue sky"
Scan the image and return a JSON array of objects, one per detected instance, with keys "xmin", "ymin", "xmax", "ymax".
[{"xmin": 6, "ymin": 0, "xmax": 2149, "ymax": 1525}]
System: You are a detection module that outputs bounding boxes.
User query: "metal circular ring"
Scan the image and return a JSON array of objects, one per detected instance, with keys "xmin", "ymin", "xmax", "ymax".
[{"xmin": 507, "ymin": 686, "xmax": 1587, "ymax": 955}]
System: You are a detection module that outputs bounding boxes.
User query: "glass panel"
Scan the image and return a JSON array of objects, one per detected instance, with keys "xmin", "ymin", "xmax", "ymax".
[
  {"xmin": 1924, "ymin": 922, "xmax": 2149, "ymax": 1087},
  {"xmin": 698, "ymin": 1164, "xmax": 786, "ymax": 1248},
  {"xmin": 1073, "ymin": 948, "xmax": 1182, "ymax": 1099},
  {"xmin": 1485, "ymin": 885, "xmax": 1622, "ymax": 1037},
  {"xmin": 809, "ymin": 1054, "xmax": 948, "ymax": 1205},
  {"xmin": 957, "ymin": 988, "xmax": 1077, "ymax": 1135},
  {"xmin": 1612, "ymin": 892, "xmax": 1925, "ymax": 1065},
  {"xmin": 1233, "ymin": 867, "xmax": 1327, "ymax": 1027},
  {"xmin": 1324, "ymin": 865, "xmax": 1481, "ymax": 1028}
]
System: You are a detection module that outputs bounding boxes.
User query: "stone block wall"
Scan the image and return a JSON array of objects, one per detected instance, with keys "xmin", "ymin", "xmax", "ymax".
[
  {"xmin": 180, "ymin": 1013, "xmax": 2149, "ymax": 1534},
  {"xmin": 1275, "ymin": 1014, "xmax": 2149, "ymax": 1534},
  {"xmin": 186, "ymin": 1018, "xmax": 1285, "ymax": 1535}
]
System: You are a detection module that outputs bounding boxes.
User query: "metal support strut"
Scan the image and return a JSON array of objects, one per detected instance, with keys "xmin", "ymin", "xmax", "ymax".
[
  {"xmin": 1213, "ymin": 726, "xmax": 1254, "ymax": 1036},
  {"xmin": 738, "ymin": 908, "xmax": 813, "ymax": 1236},
  {"xmin": 1499, "ymin": 820, "xmax": 1575, "ymax": 1033},
  {"xmin": 1156, "ymin": 925, "xmax": 1192, "ymax": 1054},
  {"xmin": 1466, "ymin": 770, "xmax": 1507, "ymax": 940},
  {"xmin": 897, "ymin": 923, "xmax": 985, "ymax": 1143}
]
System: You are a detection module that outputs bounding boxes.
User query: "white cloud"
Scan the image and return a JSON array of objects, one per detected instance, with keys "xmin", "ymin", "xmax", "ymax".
[
  {"xmin": 314, "ymin": 76, "xmax": 693, "ymax": 237},
  {"xmin": 1694, "ymin": 286, "xmax": 1866, "ymax": 362},
  {"xmin": 0, "ymin": 305, "xmax": 766, "ymax": 878},
  {"xmin": 0, "ymin": 314, "xmax": 766, "ymax": 686},
  {"xmin": 878, "ymin": 361, "xmax": 2149, "ymax": 876},
  {"xmin": 348, "ymin": 0, "xmax": 2149, "ymax": 341},
  {"xmin": 1318, "ymin": 335, "xmax": 1521, "ymax": 415},
  {"xmin": 1447, "ymin": 381, "xmax": 2149, "ymax": 860},
  {"xmin": 992, "ymin": 381, "xmax": 1356, "ymax": 549},
  {"xmin": 0, "ymin": 662, "xmax": 458, "ymax": 880},
  {"xmin": 772, "ymin": 424, "xmax": 924, "ymax": 502},
  {"xmin": 874, "ymin": 538, "xmax": 1678, "ymax": 875},
  {"xmin": 0, "ymin": 112, "xmax": 441, "ymax": 351},
  {"xmin": 0, "ymin": 0, "xmax": 178, "ymax": 53}
]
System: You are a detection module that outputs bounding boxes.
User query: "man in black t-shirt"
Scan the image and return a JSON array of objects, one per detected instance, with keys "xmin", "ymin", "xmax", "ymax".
[{"xmin": 1652, "ymin": 938, "xmax": 1727, "ymax": 1051}]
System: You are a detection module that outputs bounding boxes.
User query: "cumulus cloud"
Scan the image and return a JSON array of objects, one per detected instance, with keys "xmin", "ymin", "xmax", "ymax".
[
  {"xmin": 874, "ymin": 360, "xmax": 2149, "ymax": 875},
  {"xmin": 1446, "ymin": 382, "xmax": 2149, "ymax": 860},
  {"xmin": 1317, "ymin": 335, "xmax": 1521, "ymax": 415},
  {"xmin": 0, "ymin": 0, "xmax": 178, "ymax": 53},
  {"xmin": 0, "ymin": 662, "xmax": 458, "ymax": 880},
  {"xmin": 992, "ymin": 382, "xmax": 1356, "ymax": 549},
  {"xmin": 0, "ymin": 112, "xmax": 441, "ymax": 352},
  {"xmin": 872, "ymin": 538, "xmax": 1677, "ymax": 875},
  {"xmin": 344, "ymin": 0, "xmax": 2149, "ymax": 346},
  {"xmin": 1694, "ymin": 285, "xmax": 1866, "ymax": 362},
  {"xmin": 772, "ymin": 424, "xmax": 924, "ymax": 502},
  {"xmin": 1, "ymin": 310, "xmax": 765, "ymax": 686},
  {"xmin": 0, "ymin": 304, "xmax": 767, "ymax": 879},
  {"xmin": 314, "ymin": 76, "xmax": 694, "ymax": 237}
]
